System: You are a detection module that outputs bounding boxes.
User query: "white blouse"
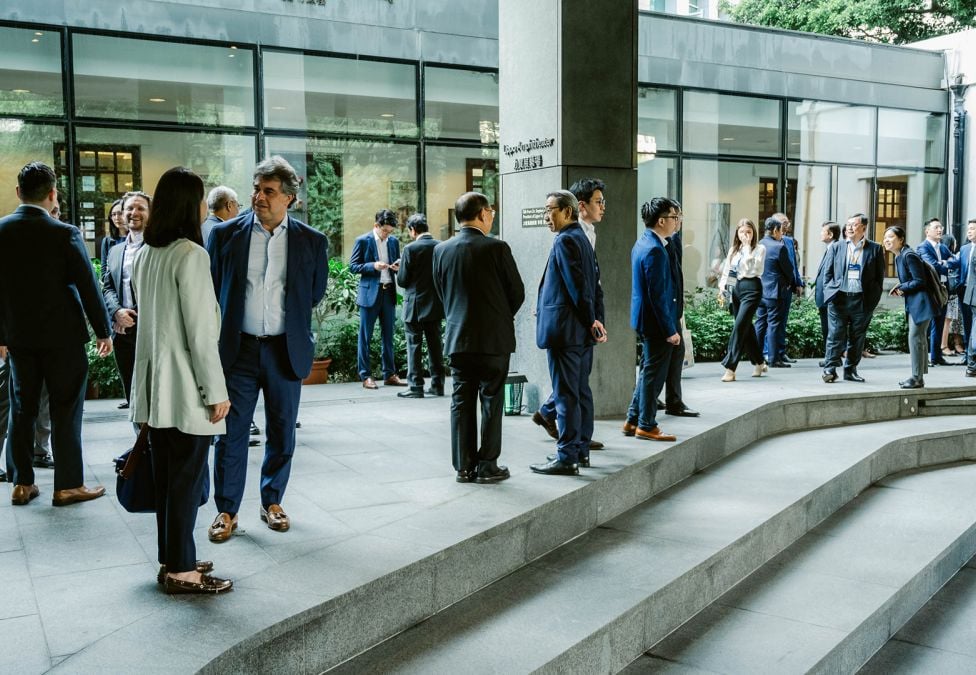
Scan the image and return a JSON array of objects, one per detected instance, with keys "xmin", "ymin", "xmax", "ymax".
[{"xmin": 719, "ymin": 243, "xmax": 766, "ymax": 292}]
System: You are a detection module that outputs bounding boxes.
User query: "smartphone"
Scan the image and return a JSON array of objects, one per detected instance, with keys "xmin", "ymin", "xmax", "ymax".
[{"xmin": 592, "ymin": 326, "xmax": 606, "ymax": 339}]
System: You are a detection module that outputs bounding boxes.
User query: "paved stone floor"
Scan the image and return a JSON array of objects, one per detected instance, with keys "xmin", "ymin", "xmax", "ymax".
[{"xmin": 1, "ymin": 352, "xmax": 972, "ymax": 673}]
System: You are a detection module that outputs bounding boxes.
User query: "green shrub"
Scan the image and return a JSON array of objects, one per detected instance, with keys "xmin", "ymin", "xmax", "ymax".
[
  {"xmin": 86, "ymin": 331, "xmax": 124, "ymax": 399},
  {"xmin": 321, "ymin": 315, "xmax": 413, "ymax": 382}
]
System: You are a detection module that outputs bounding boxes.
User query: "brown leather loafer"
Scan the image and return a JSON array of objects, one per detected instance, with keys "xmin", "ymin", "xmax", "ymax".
[
  {"xmin": 11, "ymin": 484, "xmax": 39, "ymax": 506},
  {"xmin": 363, "ymin": 377, "xmax": 378, "ymax": 390},
  {"xmin": 383, "ymin": 375, "xmax": 408, "ymax": 386},
  {"xmin": 52, "ymin": 485, "xmax": 105, "ymax": 507},
  {"xmin": 164, "ymin": 573, "xmax": 233, "ymax": 595},
  {"xmin": 157, "ymin": 561, "xmax": 215, "ymax": 585},
  {"xmin": 260, "ymin": 504, "xmax": 290, "ymax": 531},
  {"xmin": 635, "ymin": 426, "xmax": 677, "ymax": 442},
  {"xmin": 532, "ymin": 411, "xmax": 559, "ymax": 440},
  {"xmin": 208, "ymin": 513, "xmax": 238, "ymax": 542},
  {"xmin": 622, "ymin": 421, "xmax": 638, "ymax": 437}
]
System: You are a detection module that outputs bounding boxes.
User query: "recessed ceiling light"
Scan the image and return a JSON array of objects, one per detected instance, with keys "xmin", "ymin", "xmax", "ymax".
[
  {"xmin": 228, "ymin": 54, "xmax": 235, "ymax": 58},
  {"xmin": 381, "ymin": 113, "xmax": 395, "ymax": 118},
  {"xmin": 721, "ymin": 137, "xmax": 734, "ymax": 141},
  {"xmin": 34, "ymin": 32, "xmax": 43, "ymax": 36},
  {"xmin": 31, "ymin": 38, "xmax": 39, "ymax": 43},
  {"xmin": 12, "ymin": 89, "xmax": 30, "ymax": 94},
  {"xmin": 272, "ymin": 106, "xmax": 287, "ymax": 110},
  {"xmin": 230, "ymin": 45, "xmax": 237, "ymax": 50},
  {"xmin": 148, "ymin": 97, "xmax": 166, "ymax": 103}
]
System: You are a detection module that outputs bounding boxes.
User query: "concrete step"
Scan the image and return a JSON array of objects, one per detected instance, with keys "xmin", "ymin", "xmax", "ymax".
[
  {"xmin": 859, "ymin": 556, "xmax": 976, "ymax": 673},
  {"xmin": 626, "ymin": 461, "xmax": 976, "ymax": 674},
  {"xmin": 323, "ymin": 416, "xmax": 976, "ymax": 674}
]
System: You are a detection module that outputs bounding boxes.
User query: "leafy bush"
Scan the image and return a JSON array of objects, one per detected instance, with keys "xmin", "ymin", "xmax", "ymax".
[
  {"xmin": 86, "ymin": 330, "xmax": 124, "ymax": 399},
  {"xmin": 320, "ymin": 315, "xmax": 411, "ymax": 382}
]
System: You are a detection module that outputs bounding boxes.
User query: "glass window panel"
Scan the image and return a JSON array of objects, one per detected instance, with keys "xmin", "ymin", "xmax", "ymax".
[
  {"xmin": 264, "ymin": 51, "xmax": 417, "ymax": 138},
  {"xmin": 875, "ymin": 168, "xmax": 944, "ymax": 244},
  {"xmin": 425, "ymin": 145, "xmax": 499, "ymax": 238},
  {"xmin": 98, "ymin": 151, "xmax": 115, "ymax": 170},
  {"xmin": 637, "ymin": 154, "xmax": 677, "ymax": 235},
  {"xmin": 878, "ymin": 109, "xmax": 946, "ymax": 169},
  {"xmin": 267, "ymin": 136, "xmax": 419, "ymax": 260},
  {"xmin": 0, "ymin": 26, "xmax": 63, "ymax": 117},
  {"xmin": 683, "ymin": 91, "xmax": 780, "ymax": 157},
  {"xmin": 638, "ymin": 86, "xmax": 677, "ymax": 153},
  {"xmin": 834, "ymin": 166, "xmax": 875, "ymax": 228},
  {"xmin": 76, "ymin": 126, "xmax": 255, "ymax": 256},
  {"xmin": 788, "ymin": 101, "xmax": 876, "ymax": 164},
  {"xmin": 425, "ymin": 67, "xmax": 498, "ymax": 143},
  {"xmin": 682, "ymin": 159, "xmax": 781, "ymax": 287},
  {"xmin": 786, "ymin": 164, "xmax": 833, "ymax": 280},
  {"xmin": 0, "ymin": 120, "xmax": 65, "ymax": 218},
  {"xmin": 73, "ymin": 35, "xmax": 254, "ymax": 126}
]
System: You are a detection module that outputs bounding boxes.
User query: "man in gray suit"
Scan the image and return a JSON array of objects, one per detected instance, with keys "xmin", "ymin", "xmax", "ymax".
[
  {"xmin": 202, "ymin": 186, "xmax": 240, "ymax": 247},
  {"xmin": 396, "ymin": 213, "xmax": 445, "ymax": 398},
  {"xmin": 814, "ymin": 222, "xmax": 842, "ymax": 359}
]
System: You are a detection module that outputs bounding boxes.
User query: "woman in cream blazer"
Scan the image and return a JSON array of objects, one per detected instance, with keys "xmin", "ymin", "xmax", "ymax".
[{"xmin": 131, "ymin": 167, "xmax": 233, "ymax": 595}]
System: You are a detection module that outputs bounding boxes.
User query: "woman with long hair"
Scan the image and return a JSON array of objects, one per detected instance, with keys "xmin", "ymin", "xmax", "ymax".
[
  {"xmin": 100, "ymin": 198, "xmax": 127, "ymax": 266},
  {"xmin": 885, "ymin": 225, "xmax": 937, "ymax": 389},
  {"xmin": 717, "ymin": 218, "xmax": 766, "ymax": 382},
  {"xmin": 130, "ymin": 167, "xmax": 233, "ymax": 594}
]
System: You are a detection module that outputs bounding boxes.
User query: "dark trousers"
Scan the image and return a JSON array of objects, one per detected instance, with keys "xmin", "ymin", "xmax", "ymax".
[
  {"xmin": 357, "ymin": 285, "xmax": 397, "ymax": 381},
  {"xmin": 547, "ymin": 345, "xmax": 593, "ymax": 463},
  {"xmin": 1, "ymin": 360, "xmax": 11, "ymax": 477},
  {"xmin": 627, "ymin": 335, "xmax": 671, "ymax": 432},
  {"xmin": 403, "ymin": 320, "xmax": 444, "ymax": 391},
  {"xmin": 150, "ymin": 427, "xmax": 210, "ymax": 572},
  {"xmin": 664, "ymin": 330, "xmax": 685, "ymax": 410},
  {"xmin": 754, "ymin": 297, "xmax": 782, "ymax": 364},
  {"xmin": 722, "ymin": 277, "xmax": 764, "ymax": 371},
  {"xmin": 818, "ymin": 305, "xmax": 829, "ymax": 352},
  {"xmin": 775, "ymin": 294, "xmax": 792, "ymax": 360},
  {"xmin": 449, "ymin": 352, "xmax": 509, "ymax": 473},
  {"xmin": 928, "ymin": 303, "xmax": 949, "ymax": 362},
  {"xmin": 960, "ymin": 301, "xmax": 972, "ymax": 354},
  {"xmin": 214, "ymin": 335, "xmax": 301, "ymax": 514},
  {"xmin": 7, "ymin": 344, "xmax": 87, "ymax": 489},
  {"xmin": 825, "ymin": 292, "xmax": 868, "ymax": 370},
  {"xmin": 539, "ymin": 346, "xmax": 595, "ymax": 427},
  {"xmin": 113, "ymin": 328, "xmax": 137, "ymax": 403}
]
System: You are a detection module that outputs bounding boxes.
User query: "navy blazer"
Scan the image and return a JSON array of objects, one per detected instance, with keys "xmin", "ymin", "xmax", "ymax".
[
  {"xmin": 917, "ymin": 239, "xmax": 951, "ymax": 279},
  {"xmin": 349, "ymin": 231, "xmax": 401, "ymax": 308},
  {"xmin": 536, "ymin": 223, "xmax": 597, "ymax": 350},
  {"xmin": 814, "ymin": 246, "xmax": 831, "ymax": 308},
  {"xmin": 822, "ymin": 237, "xmax": 885, "ymax": 312},
  {"xmin": 208, "ymin": 214, "xmax": 330, "ymax": 379},
  {"xmin": 958, "ymin": 242, "xmax": 973, "ymax": 301},
  {"xmin": 782, "ymin": 235, "xmax": 803, "ymax": 288},
  {"xmin": 396, "ymin": 234, "xmax": 443, "ymax": 323},
  {"xmin": 0, "ymin": 205, "xmax": 110, "ymax": 348},
  {"xmin": 630, "ymin": 229, "xmax": 678, "ymax": 341},
  {"xmin": 895, "ymin": 248, "xmax": 937, "ymax": 325},
  {"xmin": 758, "ymin": 236, "xmax": 794, "ymax": 301}
]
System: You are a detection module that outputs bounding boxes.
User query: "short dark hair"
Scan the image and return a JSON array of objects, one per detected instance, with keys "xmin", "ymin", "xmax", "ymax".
[
  {"xmin": 144, "ymin": 167, "xmax": 205, "ymax": 248},
  {"xmin": 849, "ymin": 213, "xmax": 869, "ymax": 227},
  {"xmin": 569, "ymin": 178, "xmax": 606, "ymax": 204},
  {"xmin": 763, "ymin": 216, "xmax": 782, "ymax": 233},
  {"xmin": 823, "ymin": 221, "xmax": 841, "ymax": 242},
  {"xmin": 455, "ymin": 192, "xmax": 490, "ymax": 223},
  {"xmin": 406, "ymin": 212, "xmax": 428, "ymax": 233},
  {"xmin": 374, "ymin": 209, "xmax": 398, "ymax": 226},
  {"xmin": 640, "ymin": 197, "xmax": 679, "ymax": 228},
  {"xmin": 925, "ymin": 217, "xmax": 942, "ymax": 227},
  {"xmin": 18, "ymin": 162, "xmax": 57, "ymax": 203}
]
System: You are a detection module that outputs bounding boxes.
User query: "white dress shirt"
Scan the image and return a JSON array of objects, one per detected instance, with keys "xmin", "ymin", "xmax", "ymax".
[
  {"xmin": 242, "ymin": 215, "xmax": 288, "ymax": 336},
  {"xmin": 374, "ymin": 229, "xmax": 393, "ymax": 284}
]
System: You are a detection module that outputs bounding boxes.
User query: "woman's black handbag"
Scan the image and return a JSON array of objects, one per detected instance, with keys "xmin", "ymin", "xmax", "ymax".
[{"xmin": 114, "ymin": 425, "xmax": 211, "ymax": 513}]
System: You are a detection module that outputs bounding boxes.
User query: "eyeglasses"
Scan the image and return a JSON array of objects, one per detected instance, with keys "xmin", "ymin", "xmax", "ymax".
[
  {"xmin": 544, "ymin": 205, "xmax": 564, "ymax": 214},
  {"xmin": 589, "ymin": 199, "xmax": 607, "ymax": 206},
  {"xmin": 661, "ymin": 214, "xmax": 683, "ymax": 221},
  {"xmin": 483, "ymin": 207, "xmax": 495, "ymax": 215}
]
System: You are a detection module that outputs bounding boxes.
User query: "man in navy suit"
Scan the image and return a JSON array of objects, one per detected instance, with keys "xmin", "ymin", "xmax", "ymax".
[
  {"xmin": 530, "ymin": 191, "xmax": 607, "ymax": 476},
  {"xmin": 0, "ymin": 162, "xmax": 113, "ymax": 506},
  {"xmin": 349, "ymin": 209, "xmax": 407, "ymax": 390},
  {"xmin": 821, "ymin": 213, "xmax": 885, "ymax": 383},
  {"xmin": 773, "ymin": 213, "xmax": 804, "ymax": 364},
  {"xmin": 754, "ymin": 218, "xmax": 794, "ymax": 368},
  {"xmin": 960, "ymin": 219, "xmax": 976, "ymax": 375},
  {"xmin": 395, "ymin": 213, "xmax": 444, "ymax": 398},
  {"xmin": 623, "ymin": 197, "xmax": 681, "ymax": 443},
  {"xmin": 917, "ymin": 218, "xmax": 952, "ymax": 366},
  {"xmin": 207, "ymin": 156, "xmax": 329, "ymax": 539},
  {"xmin": 814, "ymin": 222, "xmax": 842, "ymax": 355}
]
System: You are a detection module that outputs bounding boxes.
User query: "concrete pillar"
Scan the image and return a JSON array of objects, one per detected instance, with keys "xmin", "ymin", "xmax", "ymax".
[{"xmin": 498, "ymin": 0, "xmax": 638, "ymax": 416}]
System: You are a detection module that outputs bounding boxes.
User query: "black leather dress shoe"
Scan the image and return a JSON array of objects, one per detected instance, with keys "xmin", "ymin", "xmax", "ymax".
[
  {"xmin": 32, "ymin": 453, "xmax": 55, "ymax": 469},
  {"xmin": 397, "ymin": 389, "xmax": 424, "ymax": 399},
  {"xmin": 0, "ymin": 469, "xmax": 6, "ymax": 483},
  {"xmin": 818, "ymin": 360, "xmax": 827, "ymax": 368},
  {"xmin": 782, "ymin": 356, "xmax": 797, "ymax": 363},
  {"xmin": 547, "ymin": 453, "xmax": 589, "ymax": 468},
  {"xmin": 530, "ymin": 458, "xmax": 579, "ymax": 476},
  {"xmin": 456, "ymin": 470, "xmax": 476, "ymax": 483},
  {"xmin": 899, "ymin": 378, "xmax": 924, "ymax": 389},
  {"xmin": 843, "ymin": 369, "xmax": 865, "ymax": 383},
  {"xmin": 476, "ymin": 464, "xmax": 511, "ymax": 484},
  {"xmin": 666, "ymin": 406, "xmax": 700, "ymax": 418},
  {"xmin": 250, "ymin": 422, "xmax": 260, "ymax": 436},
  {"xmin": 425, "ymin": 386, "xmax": 445, "ymax": 396},
  {"xmin": 770, "ymin": 361, "xmax": 791, "ymax": 368},
  {"xmin": 930, "ymin": 359, "xmax": 949, "ymax": 366},
  {"xmin": 966, "ymin": 369, "xmax": 976, "ymax": 378},
  {"xmin": 588, "ymin": 440, "xmax": 604, "ymax": 450},
  {"xmin": 822, "ymin": 367, "xmax": 838, "ymax": 383},
  {"xmin": 117, "ymin": 401, "xmax": 129, "ymax": 409}
]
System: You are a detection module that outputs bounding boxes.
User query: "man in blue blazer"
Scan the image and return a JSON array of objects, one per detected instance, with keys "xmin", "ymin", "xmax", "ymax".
[
  {"xmin": 349, "ymin": 209, "xmax": 406, "ymax": 389},
  {"xmin": 821, "ymin": 213, "xmax": 885, "ymax": 383},
  {"xmin": 0, "ymin": 162, "xmax": 113, "ymax": 506},
  {"xmin": 754, "ymin": 218, "xmax": 794, "ymax": 368},
  {"xmin": 207, "ymin": 156, "xmax": 329, "ymax": 540},
  {"xmin": 960, "ymin": 219, "xmax": 976, "ymax": 374},
  {"xmin": 814, "ymin": 222, "xmax": 842, "ymax": 357},
  {"xmin": 917, "ymin": 218, "xmax": 952, "ymax": 366},
  {"xmin": 623, "ymin": 197, "xmax": 682, "ymax": 443},
  {"xmin": 774, "ymin": 213, "xmax": 805, "ymax": 364},
  {"xmin": 530, "ymin": 191, "xmax": 607, "ymax": 476}
]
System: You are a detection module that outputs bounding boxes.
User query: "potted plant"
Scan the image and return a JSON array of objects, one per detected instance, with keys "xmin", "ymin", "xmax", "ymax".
[{"xmin": 302, "ymin": 258, "xmax": 360, "ymax": 385}]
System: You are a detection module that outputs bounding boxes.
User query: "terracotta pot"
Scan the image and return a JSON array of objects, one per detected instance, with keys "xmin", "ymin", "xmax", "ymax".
[
  {"xmin": 302, "ymin": 357, "xmax": 333, "ymax": 385},
  {"xmin": 85, "ymin": 383, "xmax": 100, "ymax": 400}
]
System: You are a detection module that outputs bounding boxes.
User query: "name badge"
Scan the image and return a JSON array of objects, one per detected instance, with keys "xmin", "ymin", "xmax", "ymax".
[{"xmin": 847, "ymin": 263, "xmax": 860, "ymax": 281}]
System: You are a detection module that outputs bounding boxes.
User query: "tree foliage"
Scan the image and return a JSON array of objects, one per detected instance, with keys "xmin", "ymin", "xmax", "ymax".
[{"xmin": 722, "ymin": 0, "xmax": 976, "ymax": 44}]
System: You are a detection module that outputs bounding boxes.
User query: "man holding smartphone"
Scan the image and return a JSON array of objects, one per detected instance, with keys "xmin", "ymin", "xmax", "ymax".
[{"xmin": 530, "ymin": 190, "xmax": 607, "ymax": 476}]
